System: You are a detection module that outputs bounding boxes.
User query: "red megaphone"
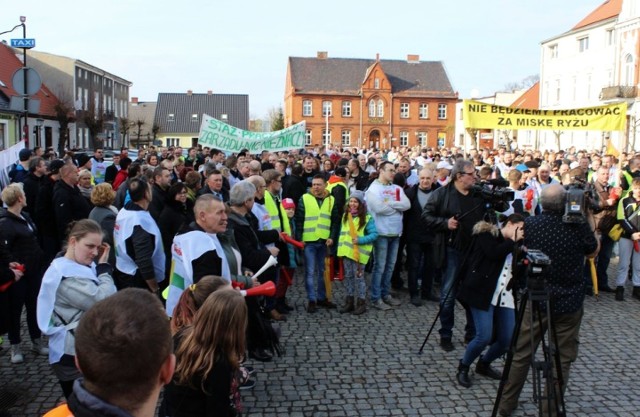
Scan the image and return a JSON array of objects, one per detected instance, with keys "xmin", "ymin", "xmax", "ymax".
[
  {"xmin": 240, "ymin": 280, "xmax": 276, "ymax": 297},
  {"xmin": 280, "ymin": 232, "xmax": 304, "ymax": 249}
]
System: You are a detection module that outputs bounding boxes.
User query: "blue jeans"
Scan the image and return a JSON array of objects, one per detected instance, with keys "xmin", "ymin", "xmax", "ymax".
[
  {"xmin": 439, "ymin": 246, "xmax": 475, "ymax": 339},
  {"xmin": 303, "ymin": 241, "xmax": 327, "ymax": 302},
  {"xmin": 370, "ymin": 236, "xmax": 400, "ymax": 302},
  {"xmin": 462, "ymin": 305, "xmax": 515, "ymax": 366}
]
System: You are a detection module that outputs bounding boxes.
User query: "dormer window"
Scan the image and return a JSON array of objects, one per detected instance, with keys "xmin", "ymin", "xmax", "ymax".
[{"xmin": 168, "ymin": 113, "xmax": 175, "ymax": 122}]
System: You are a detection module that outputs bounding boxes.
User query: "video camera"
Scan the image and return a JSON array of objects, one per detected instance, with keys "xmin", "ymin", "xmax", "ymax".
[
  {"xmin": 523, "ymin": 249, "xmax": 551, "ymax": 291},
  {"xmin": 562, "ymin": 178, "xmax": 595, "ymax": 224},
  {"xmin": 471, "ymin": 179, "xmax": 515, "ymax": 211}
]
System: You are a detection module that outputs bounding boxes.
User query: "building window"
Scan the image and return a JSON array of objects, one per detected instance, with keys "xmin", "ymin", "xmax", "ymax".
[
  {"xmin": 167, "ymin": 138, "xmax": 179, "ymax": 147},
  {"xmin": 305, "ymin": 129, "xmax": 312, "ymax": 146},
  {"xmin": 368, "ymin": 100, "xmax": 376, "ymax": 117},
  {"xmin": 419, "ymin": 103, "xmax": 429, "ymax": 119},
  {"xmin": 400, "ymin": 103, "xmax": 410, "ymax": 118},
  {"xmin": 549, "ymin": 44, "xmax": 558, "ymax": 59},
  {"xmin": 578, "ymin": 36, "xmax": 589, "ymax": 52},
  {"xmin": 438, "ymin": 104, "xmax": 447, "ymax": 120},
  {"xmin": 302, "ymin": 100, "xmax": 312, "ymax": 116},
  {"xmin": 377, "ymin": 99, "xmax": 384, "ymax": 117},
  {"xmin": 399, "ymin": 131, "xmax": 409, "ymax": 146},
  {"xmin": 607, "ymin": 29, "xmax": 614, "ymax": 46},
  {"xmin": 341, "ymin": 130, "xmax": 351, "ymax": 146},
  {"xmin": 191, "ymin": 113, "xmax": 199, "ymax": 122},
  {"xmin": 625, "ymin": 54, "xmax": 634, "ymax": 86},
  {"xmin": 374, "ymin": 78, "xmax": 380, "ymax": 89},
  {"xmin": 168, "ymin": 113, "xmax": 175, "ymax": 122},
  {"xmin": 322, "ymin": 129, "xmax": 331, "ymax": 144},
  {"xmin": 417, "ymin": 132, "xmax": 427, "ymax": 147},
  {"xmin": 322, "ymin": 101, "xmax": 332, "ymax": 117},
  {"xmin": 342, "ymin": 101, "xmax": 352, "ymax": 117},
  {"xmin": 555, "ymin": 80, "xmax": 561, "ymax": 102}
]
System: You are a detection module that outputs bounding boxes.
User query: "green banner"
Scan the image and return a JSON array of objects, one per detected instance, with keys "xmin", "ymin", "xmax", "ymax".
[{"xmin": 198, "ymin": 115, "xmax": 306, "ymax": 153}]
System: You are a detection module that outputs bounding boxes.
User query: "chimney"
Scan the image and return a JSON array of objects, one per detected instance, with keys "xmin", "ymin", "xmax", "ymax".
[
  {"xmin": 187, "ymin": 90, "xmax": 193, "ymax": 96},
  {"xmin": 317, "ymin": 51, "xmax": 328, "ymax": 59},
  {"xmin": 376, "ymin": 53, "xmax": 380, "ymax": 62},
  {"xmin": 407, "ymin": 54, "xmax": 420, "ymax": 63},
  {"xmin": 207, "ymin": 90, "xmax": 213, "ymax": 95},
  {"xmin": 131, "ymin": 97, "xmax": 138, "ymax": 104}
]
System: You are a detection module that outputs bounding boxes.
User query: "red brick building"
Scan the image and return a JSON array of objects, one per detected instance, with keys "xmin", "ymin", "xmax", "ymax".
[{"xmin": 284, "ymin": 52, "xmax": 458, "ymax": 149}]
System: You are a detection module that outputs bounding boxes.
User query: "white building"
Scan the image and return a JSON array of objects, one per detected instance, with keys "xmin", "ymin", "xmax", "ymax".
[{"xmin": 539, "ymin": 0, "xmax": 640, "ymax": 152}]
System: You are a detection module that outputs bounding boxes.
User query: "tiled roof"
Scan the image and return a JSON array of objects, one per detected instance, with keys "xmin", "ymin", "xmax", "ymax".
[
  {"xmin": 0, "ymin": 43, "xmax": 59, "ymax": 117},
  {"xmin": 573, "ymin": 0, "xmax": 621, "ymax": 30},
  {"xmin": 155, "ymin": 93, "xmax": 249, "ymax": 134},
  {"xmin": 511, "ymin": 82, "xmax": 539, "ymax": 109},
  {"xmin": 289, "ymin": 56, "xmax": 456, "ymax": 97}
]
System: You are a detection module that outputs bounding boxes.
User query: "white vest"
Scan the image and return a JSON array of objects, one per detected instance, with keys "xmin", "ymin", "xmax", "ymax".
[
  {"xmin": 165, "ymin": 229, "xmax": 231, "ymax": 317},
  {"xmin": 37, "ymin": 258, "xmax": 102, "ymax": 364},
  {"xmin": 114, "ymin": 207, "xmax": 165, "ymax": 280},
  {"xmin": 91, "ymin": 158, "xmax": 107, "ymax": 184}
]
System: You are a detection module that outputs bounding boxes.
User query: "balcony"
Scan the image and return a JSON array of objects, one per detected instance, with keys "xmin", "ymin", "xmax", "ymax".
[{"xmin": 600, "ymin": 86, "xmax": 637, "ymax": 100}]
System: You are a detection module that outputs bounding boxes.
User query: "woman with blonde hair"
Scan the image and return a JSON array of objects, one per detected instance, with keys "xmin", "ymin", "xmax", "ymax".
[
  {"xmin": 88, "ymin": 183, "xmax": 118, "ymax": 266},
  {"xmin": 163, "ymin": 289, "xmax": 248, "ymax": 417}
]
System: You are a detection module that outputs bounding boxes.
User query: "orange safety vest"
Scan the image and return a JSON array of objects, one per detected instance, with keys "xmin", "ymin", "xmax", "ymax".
[{"xmin": 44, "ymin": 404, "xmax": 73, "ymax": 417}]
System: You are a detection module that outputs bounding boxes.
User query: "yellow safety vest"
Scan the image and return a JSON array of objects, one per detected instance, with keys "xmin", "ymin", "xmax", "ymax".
[
  {"xmin": 621, "ymin": 170, "xmax": 634, "ymax": 199},
  {"xmin": 327, "ymin": 181, "xmax": 350, "ymax": 200},
  {"xmin": 301, "ymin": 193, "xmax": 333, "ymax": 241},
  {"xmin": 264, "ymin": 191, "xmax": 291, "ymax": 235},
  {"xmin": 337, "ymin": 214, "xmax": 373, "ymax": 265}
]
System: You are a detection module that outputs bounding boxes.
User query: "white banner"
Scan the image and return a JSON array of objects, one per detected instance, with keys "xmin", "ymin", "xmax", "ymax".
[
  {"xmin": 0, "ymin": 141, "xmax": 26, "ymax": 189},
  {"xmin": 198, "ymin": 115, "xmax": 306, "ymax": 153}
]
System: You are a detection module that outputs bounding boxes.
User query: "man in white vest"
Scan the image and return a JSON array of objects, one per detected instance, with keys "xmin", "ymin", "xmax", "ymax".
[
  {"xmin": 114, "ymin": 178, "xmax": 165, "ymax": 294},
  {"xmin": 165, "ymin": 194, "xmax": 231, "ymax": 317}
]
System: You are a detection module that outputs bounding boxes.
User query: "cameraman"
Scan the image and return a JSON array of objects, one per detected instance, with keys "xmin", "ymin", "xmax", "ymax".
[
  {"xmin": 498, "ymin": 184, "xmax": 599, "ymax": 417},
  {"xmin": 422, "ymin": 160, "xmax": 492, "ymax": 351},
  {"xmin": 592, "ymin": 167, "xmax": 619, "ymax": 293}
]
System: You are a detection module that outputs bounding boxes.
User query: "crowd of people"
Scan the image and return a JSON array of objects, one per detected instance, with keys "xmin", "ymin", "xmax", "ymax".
[{"xmin": 1, "ymin": 141, "xmax": 637, "ymax": 416}]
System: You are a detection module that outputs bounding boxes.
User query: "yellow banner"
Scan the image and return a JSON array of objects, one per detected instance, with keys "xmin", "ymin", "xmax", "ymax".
[{"xmin": 462, "ymin": 99, "xmax": 627, "ymax": 131}]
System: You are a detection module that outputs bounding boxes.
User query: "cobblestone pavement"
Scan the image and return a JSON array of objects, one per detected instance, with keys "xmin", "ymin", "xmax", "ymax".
[{"xmin": 1, "ymin": 259, "xmax": 640, "ymax": 417}]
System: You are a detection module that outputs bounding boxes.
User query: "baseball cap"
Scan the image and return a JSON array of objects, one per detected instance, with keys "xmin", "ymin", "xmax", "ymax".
[
  {"xmin": 48, "ymin": 159, "xmax": 66, "ymax": 175},
  {"xmin": 19, "ymin": 148, "xmax": 33, "ymax": 161},
  {"xmin": 282, "ymin": 198, "xmax": 296, "ymax": 210}
]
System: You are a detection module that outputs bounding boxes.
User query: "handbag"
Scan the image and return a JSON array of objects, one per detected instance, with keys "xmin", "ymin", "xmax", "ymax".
[{"xmin": 608, "ymin": 224, "xmax": 623, "ymax": 241}]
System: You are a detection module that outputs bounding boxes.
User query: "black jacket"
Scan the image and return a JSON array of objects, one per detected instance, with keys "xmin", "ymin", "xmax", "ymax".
[
  {"xmin": 22, "ymin": 172, "xmax": 44, "ymax": 220},
  {"xmin": 197, "ymin": 185, "xmax": 229, "ymax": 202},
  {"xmin": 35, "ymin": 175, "xmax": 58, "ymax": 241},
  {"xmin": 158, "ymin": 200, "xmax": 188, "ymax": 280},
  {"xmin": 0, "ymin": 209, "xmax": 45, "ymax": 282},
  {"xmin": 282, "ymin": 174, "xmax": 305, "ymax": 205},
  {"xmin": 349, "ymin": 169, "xmax": 370, "ymax": 192},
  {"xmin": 149, "ymin": 183, "xmax": 168, "ymax": 222},
  {"xmin": 456, "ymin": 221, "xmax": 519, "ymax": 311},
  {"xmin": 227, "ymin": 210, "xmax": 278, "ymax": 283},
  {"xmin": 403, "ymin": 183, "xmax": 439, "ymax": 244},
  {"xmin": 52, "ymin": 180, "xmax": 92, "ymax": 241}
]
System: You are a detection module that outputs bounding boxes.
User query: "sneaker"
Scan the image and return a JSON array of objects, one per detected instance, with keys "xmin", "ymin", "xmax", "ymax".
[
  {"xmin": 410, "ymin": 295, "xmax": 422, "ymax": 307},
  {"xmin": 382, "ymin": 295, "xmax": 401, "ymax": 307},
  {"xmin": 10, "ymin": 345, "xmax": 24, "ymax": 364},
  {"xmin": 31, "ymin": 338, "xmax": 49, "ymax": 356},
  {"xmin": 317, "ymin": 299, "xmax": 337, "ymax": 309},
  {"xmin": 372, "ymin": 299, "xmax": 392, "ymax": 311},
  {"xmin": 440, "ymin": 338, "xmax": 455, "ymax": 352},
  {"xmin": 239, "ymin": 378, "xmax": 256, "ymax": 390}
]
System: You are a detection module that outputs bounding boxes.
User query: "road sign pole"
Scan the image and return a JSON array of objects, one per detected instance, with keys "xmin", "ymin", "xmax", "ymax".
[{"xmin": 22, "ymin": 18, "xmax": 29, "ymax": 148}]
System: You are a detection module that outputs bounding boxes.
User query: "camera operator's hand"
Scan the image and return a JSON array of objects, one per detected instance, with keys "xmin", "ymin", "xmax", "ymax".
[
  {"xmin": 514, "ymin": 226, "xmax": 524, "ymax": 242},
  {"xmin": 447, "ymin": 216, "xmax": 459, "ymax": 230},
  {"xmin": 632, "ymin": 232, "xmax": 640, "ymax": 241}
]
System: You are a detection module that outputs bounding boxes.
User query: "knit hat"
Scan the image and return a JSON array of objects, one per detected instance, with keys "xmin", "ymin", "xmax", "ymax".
[
  {"xmin": 282, "ymin": 198, "xmax": 296, "ymax": 210},
  {"xmin": 48, "ymin": 159, "xmax": 66, "ymax": 175},
  {"xmin": 77, "ymin": 154, "xmax": 91, "ymax": 168},
  {"xmin": 350, "ymin": 190, "xmax": 366, "ymax": 205}
]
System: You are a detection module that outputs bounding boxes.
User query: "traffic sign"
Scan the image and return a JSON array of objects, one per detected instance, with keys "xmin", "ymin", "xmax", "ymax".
[
  {"xmin": 10, "ymin": 38, "xmax": 35, "ymax": 48},
  {"xmin": 9, "ymin": 96, "xmax": 40, "ymax": 113},
  {"xmin": 11, "ymin": 67, "xmax": 42, "ymax": 96}
]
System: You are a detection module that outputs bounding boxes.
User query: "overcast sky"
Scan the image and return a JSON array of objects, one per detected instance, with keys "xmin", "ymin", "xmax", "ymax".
[{"xmin": 1, "ymin": 0, "xmax": 599, "ymax": 119}]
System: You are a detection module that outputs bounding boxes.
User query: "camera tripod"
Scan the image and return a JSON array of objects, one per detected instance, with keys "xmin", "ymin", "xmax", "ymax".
[{"xmin": 492, "ymin": 281, "xmax": 566, "ymax": 417}]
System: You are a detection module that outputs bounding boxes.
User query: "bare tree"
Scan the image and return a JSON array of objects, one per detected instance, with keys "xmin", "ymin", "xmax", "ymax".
[
  {"xmin": 503, "ymin": 74, "xmax": 540, "ymax": 92},
  {"xmin": 52, "ymin": 92, "xmax": 76, "ymax": 155},
  {"xmin": 151, "ymin": 123, "xmax": 160, "ymax": 143},
  {"xmin": 267, "ymin": 106, "xmax": 284, "ymax": 131},
  {"xmin": 553, "ymin": 130, "xmax": 564, "ymax": 151},
  {"xmin": 466, "ymin": 128, "xmax": 479, "ymax": 150},
  {"xmin": 119, "ymin": 117, "xmax": 131, "ymax": 148},
  {"xmin": 83, "ymin": 95, "xmax": 105, "ymax": 150},
  {"xmin": 134, "ymin": 119, "xmax": 145, "ymax": 148}
]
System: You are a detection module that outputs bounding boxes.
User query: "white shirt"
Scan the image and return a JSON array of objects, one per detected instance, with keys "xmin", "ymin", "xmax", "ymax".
[{"xmin": 491, "ymin": 253, "xmax": 515, "ymax": 309}]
